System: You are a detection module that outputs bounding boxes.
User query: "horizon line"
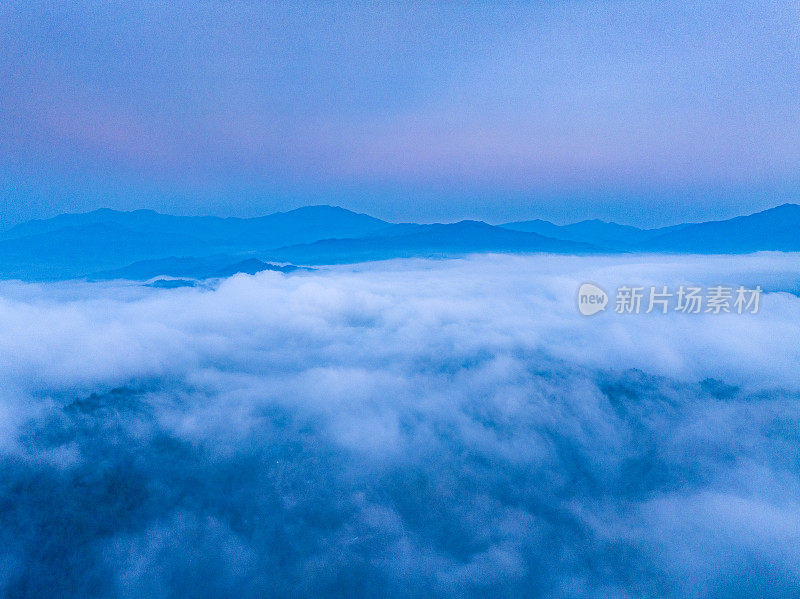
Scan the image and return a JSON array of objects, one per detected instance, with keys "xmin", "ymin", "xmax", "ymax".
[{"xmin": 5, "ymin": 201, "xmax": 798, "ymax": 234}]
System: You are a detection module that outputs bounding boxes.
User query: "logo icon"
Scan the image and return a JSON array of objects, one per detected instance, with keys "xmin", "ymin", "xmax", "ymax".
[{"xmin": 577, "ymin": 283, "xmax": 608, "ymax": 316}]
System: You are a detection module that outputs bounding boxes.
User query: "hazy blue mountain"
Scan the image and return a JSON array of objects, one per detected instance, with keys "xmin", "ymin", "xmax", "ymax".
[
  {"xmin": 1, "ymin": 205, "xmax": 389, "ymax": 250},
  {"xmin": 502, "ymin": 218, "xmax": 656, "ymax": 250},
  {"xmin": 637, "ymin": 203, "xmax": 800, "ymax": 252},
  {"xmin": 502, "ymin": 204, "xmax": 800, "ymax": 252},
  {"xmin": 213, "ymin": 259, "xmax": 298, "ymax": 277},
  {"xmin": 0, "ymin": 206, "xmax": 388, "ymax": 280},
  {"xmin": 264, "ymin": 220, "xmax": 600, "ymax": 264},
  {"xmin": 145, "ymin": 278, "xmax": 198, "ymax": 289},
  {"xmin": 91, "ymin": 255, "xmax": 297, "ymax": 281},
  {"xmin": 1, "ymin": 208, "xmax": 225, "ymax": 241},
  {"xmin": 2, "ymin": 203, "xmax": 798, "ymax": 280},
  {"xmin": 0, "ymin": 223, "xmax": 209, "ymax": 280}
]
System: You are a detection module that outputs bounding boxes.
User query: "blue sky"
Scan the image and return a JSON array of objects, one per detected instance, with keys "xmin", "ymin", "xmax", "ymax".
[{"xmin": 1, "ymin": 1, "xmax": 798, "ymax": 227}]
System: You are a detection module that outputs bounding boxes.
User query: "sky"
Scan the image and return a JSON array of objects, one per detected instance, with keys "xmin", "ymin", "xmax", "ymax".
[{"xmin": 1, "ymin": 1, "xmax": 799, "ymax": 228}]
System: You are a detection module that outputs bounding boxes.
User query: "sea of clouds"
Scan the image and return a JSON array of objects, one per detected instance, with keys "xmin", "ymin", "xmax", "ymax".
[{"xmin": 1, "ymin": 253, "xmax": 799, "ymax": 598}]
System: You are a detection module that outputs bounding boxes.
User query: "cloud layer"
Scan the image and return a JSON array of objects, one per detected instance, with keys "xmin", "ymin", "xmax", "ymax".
[{"xmin": 1, "ymin": 254, "xmax": 799, "ymax": 597}]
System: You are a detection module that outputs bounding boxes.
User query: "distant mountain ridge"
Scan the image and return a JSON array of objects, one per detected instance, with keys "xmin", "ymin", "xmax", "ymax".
[
  {"xmin": 500, "ymin": 218, "xmax": 656, "ymax": 250},
  {"xmin": 501, "ymin": 203, "xmax": 799, "ymax": 252},
  {"xmin": 0, "ymin": 205, "xmax": 388, "ymax": 280},
  {"xmin": 0, "ymin": 203, "xmax": 797, "ymax": 281},
  {"xmin": 263, "ymin": 220, "xmax": 598, "ymax": 264},
  {"xmin": 0, "ymin": 205, "xmax": 389, "ymax": 249},
  {"xmin": 637, "ymin": 203, "xmax": 800, "ymax": 252},
  {"xmin": 0, "ymin": 222, "xmax": 208, "ymax": 280},
  {"xmin": 90, "ymin": 256, "xmax": 298, "ymax": 281}
]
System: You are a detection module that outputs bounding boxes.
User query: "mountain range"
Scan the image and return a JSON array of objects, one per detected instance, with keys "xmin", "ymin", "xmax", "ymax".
[
  {"xmin": 502, "ymin": 203, "xmax": 800, "ymax": 252},
  {"xmin": 0, "ymin": 203, "xmax": 797, "ymax": 281}
]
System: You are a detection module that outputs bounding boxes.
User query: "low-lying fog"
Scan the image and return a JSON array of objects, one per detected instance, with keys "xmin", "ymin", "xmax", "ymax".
[{"xmin": 1, "ymin": 253, "xmax": 799, "ymax": 598}]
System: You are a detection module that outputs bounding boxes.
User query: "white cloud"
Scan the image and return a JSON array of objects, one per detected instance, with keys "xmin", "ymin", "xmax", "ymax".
[{"xmin": 0, "ymin": 253, "xmax": 798, "ymax": 597}]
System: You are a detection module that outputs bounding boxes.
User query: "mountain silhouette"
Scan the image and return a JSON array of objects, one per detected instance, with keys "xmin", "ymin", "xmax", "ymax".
[
  {"xmin": 501, "ymin": 218, "xmax": 656, "ymax": 250},
  {"xmin": 0, "ymin": 206, "xmax": 386, "ymax": 280},
  {"xmin": 90, "ymin": 255, "xmax": 298, "ymax": 281},
  {"xmin": 502, "ymin": 204, "xmax": 800, "ymax": 252},
  {"xmin": 0, "ymin": 222, "xmax": 207, "ymax": 280},
  {"xmin": 263, "ymin": 220, "xmax": 600, "ymax": 264},
  {"xmin": 0, "ymin": 203, "xmax": 797, "ymax": 280},
  {"xmin": 637, "ymin": 204, "xmax": 800, "ymax": 252},
  {"xmin": 1, "ymin": 205, "xmax": 388, "ymax": 250}
]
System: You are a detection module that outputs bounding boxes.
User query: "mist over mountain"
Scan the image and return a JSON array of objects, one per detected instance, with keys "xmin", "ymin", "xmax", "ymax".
[
  {"xmin": 4, "ymin": 2, "xmax": 798, "ymax": 597},
  {"xmin": 0, "ymin": 203, "xmax": 797, "ymax": 281},
  {"xmin": 0, "ymin": 206, "xmax": 385, "ymax": 281},
  {"xmin": 90, "ymin": 256, "xmax": 298, "ymax": 281},
  {"xmin": 1, "ymin": 254, "xmax": 799, "ymax": 598}
]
